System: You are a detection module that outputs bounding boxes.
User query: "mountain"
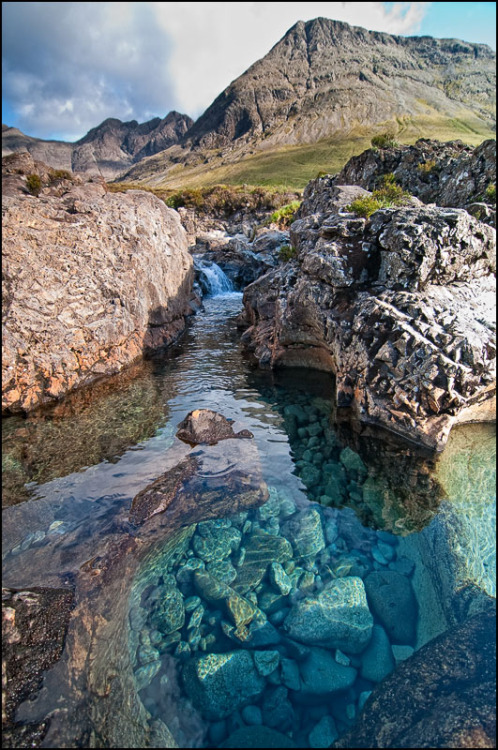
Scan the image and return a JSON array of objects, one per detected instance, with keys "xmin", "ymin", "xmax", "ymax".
[
  {"xmin": 1, "ymin": 111, "xmax": 193, "ymax": 179},
  {"xmin": 118, "ymin": 17, "xmax": 496, "ymax": 188}
]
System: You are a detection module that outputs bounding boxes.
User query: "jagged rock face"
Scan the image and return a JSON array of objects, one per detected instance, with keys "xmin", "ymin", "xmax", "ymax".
[
  {"xmin": 162, "ymin": 18, "xmax": 495, "ymax": 153},
  {"xmin": 2, "ymin": 111, "xmax": 193, "ymax": 178},
  {"xmin": 2, "ymin": 155, "xmax": 194, "ymax": 414},
  {"xmin": 310, "ymin": 138, "xmax": 497, "ymax": 222},
  {"xmin": 241, "ymin": 192, "xmax": 496, "ymax": 449}
]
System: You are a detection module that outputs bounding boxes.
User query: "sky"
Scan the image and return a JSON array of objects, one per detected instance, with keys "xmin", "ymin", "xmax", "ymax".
[{"xmin": 2, "ymin": 2, "xmax": 496, "ymax": 142}]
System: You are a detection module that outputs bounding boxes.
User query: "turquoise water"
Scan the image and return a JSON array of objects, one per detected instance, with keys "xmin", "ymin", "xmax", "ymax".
[{"xmin": 2, "ymin": 288, "xmax": 495, "ymax": 747}]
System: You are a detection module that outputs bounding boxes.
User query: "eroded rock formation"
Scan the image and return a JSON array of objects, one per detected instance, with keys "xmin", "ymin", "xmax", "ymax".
[
  {"xmin": 2, "ymin": 153, "xmax": 194, "ymax": 414},
  {"xmin": 241, "ymin": 170, "xmax": 496, "ymax": 450}
]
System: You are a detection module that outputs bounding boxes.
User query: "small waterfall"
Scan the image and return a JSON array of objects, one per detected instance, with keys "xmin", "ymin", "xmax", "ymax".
[{"xmin": 194, "ymin": 258, "xmax": 234, "ymax": 296}]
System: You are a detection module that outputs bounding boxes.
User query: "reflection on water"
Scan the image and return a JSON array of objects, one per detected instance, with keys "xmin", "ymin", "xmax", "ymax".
[{"xmin": 1, "ymin": 291, "xmax": 496, "ymax": 748}]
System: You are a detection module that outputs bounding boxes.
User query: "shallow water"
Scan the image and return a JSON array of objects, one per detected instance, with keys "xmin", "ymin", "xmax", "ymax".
[{"xmin": 2, "ymin": 285, "xmax": 496, "ymax": 748}]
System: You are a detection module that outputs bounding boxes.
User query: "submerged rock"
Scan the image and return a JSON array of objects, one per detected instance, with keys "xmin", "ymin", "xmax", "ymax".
[
  {"xmin": 299, "ymin": 647, "xmax": 357, "ymax": 694},
  {"xmin": 176, "ymin": 409, "xmax": 253, "ymax": 445},
  {"xmin": 281, "ymin": 508, "xmax": 325, "ymax": 560},
  {"xmin": 283, "ymin": 576, "xmax": 373, "ymax": 653},
  {"xmin": 364, "ymin": 570, "xmax": 417, "ymax": 644},
  {"xmin": 181, "ymin": 651, "xmax": 265, "ymax": 720},
  {"xmin": 219, "ymin": 726, "xmax": 296, "ymax": 748}
]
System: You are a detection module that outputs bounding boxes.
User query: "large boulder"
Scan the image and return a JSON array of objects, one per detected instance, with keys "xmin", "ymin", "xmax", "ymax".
[
  {"xmin": 181, "ymin": 651, "xmax": 265, "ymax": 720},
  {"xmin": 241, "ymin": 185, "xmax": 496, "ymax": 449},
  {"xmin": 334, "ymin": 605, "xmax": 496, "ymax": 748},
  {"xmin": 283, "ymin": 576, "xmax": 373, "ymax": 653},
  {"xmin": 2, "ymin": 157, "xmax": 194, "ymax": 414}
]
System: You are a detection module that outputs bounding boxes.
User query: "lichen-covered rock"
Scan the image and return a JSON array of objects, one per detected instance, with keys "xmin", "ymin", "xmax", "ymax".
[
  {"xmin": 2, "ymin": 160, "xmax": 194, "ymax": 414},
  {"xmin": 181, "ymin": 651, "xmax": 265, "ymax": 720},
  {"xmin": 283, "ymin": 576, "xmax": 373, "ymax": 653}
]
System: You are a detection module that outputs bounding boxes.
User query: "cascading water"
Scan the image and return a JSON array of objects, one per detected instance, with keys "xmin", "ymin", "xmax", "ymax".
[{"xmin": 194, "ymin": 258, "xmax": 234, "ymax": 296}]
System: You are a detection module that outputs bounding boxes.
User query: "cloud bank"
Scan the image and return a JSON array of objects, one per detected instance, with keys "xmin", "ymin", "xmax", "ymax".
[{"xmin": 3, "ymin": 2, "xmax": 431, "ymax": 140}]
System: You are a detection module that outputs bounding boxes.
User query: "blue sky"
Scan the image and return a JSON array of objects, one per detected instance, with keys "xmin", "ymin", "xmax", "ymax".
[{"xmin": 2, "ymin": 2, "xmax": 496, "ymax": 142}]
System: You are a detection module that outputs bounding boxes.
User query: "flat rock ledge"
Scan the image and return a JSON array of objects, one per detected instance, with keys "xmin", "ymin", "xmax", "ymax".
[
  {"xmin": 2, "ymin": 153, "xmax": 194, "ymax": 414},
  {"xmin": 241, "ymin": 182, "xmax": 496, "ymax": 450}
]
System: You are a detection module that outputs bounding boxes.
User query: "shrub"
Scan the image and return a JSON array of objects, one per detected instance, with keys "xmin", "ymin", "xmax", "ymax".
[
  {"xmin": 267, "ymin": 200, "xmax": 302, "ymax": 228},
  {"xmin": 49, "ymin": 169, "xmax": 72, "ymax": 184},
  {"xmin": 346, "ymin": 175, "xmax": 411, "ymax": 218},
  {"xmin": 278, "ymin": 244, "xmax": 297, "ymax": 262},
  {"xmin": 417, "ymin": 159, "xmax": 437, "ymax": 174},
  {"xmin": 371, "ymin": 132, "xmax": 399, "ymax": 149},
  {"xmin": 485, "ymin": 183, "xmax": 496, "ymax": 204},
  {"xmin": 26, "ymin": 173, "xmax": 42, "ymax": 196}
]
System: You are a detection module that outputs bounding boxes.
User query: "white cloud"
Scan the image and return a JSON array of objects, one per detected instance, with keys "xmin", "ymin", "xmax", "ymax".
[{"xmin": 2, "ymin": 2, "xmax": 431, "ymax": 140}]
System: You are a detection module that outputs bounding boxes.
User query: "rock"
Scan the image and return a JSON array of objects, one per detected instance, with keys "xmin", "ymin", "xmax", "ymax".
[
  {"xmin": 364, "ymin": 570, "xmax": 418, "ymax": 644},
  {"xmin": 150, "ymin": 578, "xmax": 185, "ymax": 635},
  {"xmin": 299, "ymin": 647, "xmax": 357, "ymax": 694},
  {"xmin": 134, "ymin": 660, "xmax": 161, "ymax": 692},
  {"xmin": 181, "ymin": 651, "xmax": 265, "ymax": 720},
  {"xmin": 192, "ymin": 521, "xmax": 242, "ymax": 563},
  {"xmin": 334, "ymin": 606, "xmax": 496, "ymax": 748},
  {"xmin": 281, "ymin": 657, "xmax": 301, "ymax": 690},
  {"xmin": 253, "ymin": 650, "xmax": 280, "ymax": 677},
  {"xmin": 283, "ymin": 577, "xmax": 373, "ymax": 653},
  {"xmin": 359, "ymin": 625, "xmax": 395, "ymax": 682},
  {"xmin": 392, "ymin": 644, "xmax": 415, "ymax": 663},
  {"xmin": 309, "ymin": 715, "xmax": 339, "ymax": 748},
  {"xmin": 241, "ymin": 160, "xmax": 496, "ymax": 450},
  {"xmin": 233, "ymin": 530, "xmax": 293, "ymax": 594},
  {"xmin": 219, "ymin": 726, "xmax": 296, "ymax": 748},
  {"xmin": 193, "ymin": 570, "xmax": 258, "ymax": 628},
  {"xmin": 2, "ymin": 170, "xmax": 194, "ymax": 414},
  {"xmin": 261, "ymin": 685, "xmax": 295, "ymax": 730},
  {"xmin": 176, "ymin": 409, "xmax": 253, "ymax": 445},
  {"xmin": 129, "ymin": 457, "xmax": 199, "ymax": 525},
  {"xmin": 269, "ymin": 562, "xmax": 292, "ymax": 595},
  {"xmin": 281, "ymin": 508, "xmax": 325, "ymax": 560},
  {"xmin": 241, "ymin": 705, "xmax": 263, "ymax": 725},
  {"xmin": 206, "ymin": 559, "xmax": 238, "ymax": 584}
]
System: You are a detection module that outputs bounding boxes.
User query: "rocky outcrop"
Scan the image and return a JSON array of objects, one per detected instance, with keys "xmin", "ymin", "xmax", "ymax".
[
  {"xmin": 241, "ymin": 180, "xmax": 496, "ymax": 450},
  {"xmin": 334, "ymin": 604, "xmax": 496, "ymax": 749},
  {"xmin": 2, "ymin": 153, "xmax": 194, "ymax": 414},
  {"xmin": 311, "ymin": 138, "xmax": 497, "ymax": 225},
  {"xmin": 2, "ymin": 111, "xmax": 193, "ymax": 179}
]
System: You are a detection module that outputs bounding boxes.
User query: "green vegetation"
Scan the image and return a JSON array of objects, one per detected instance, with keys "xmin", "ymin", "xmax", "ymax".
[
  {"xmin": 485, "ymin": 184, "xmax": 496, "ymax": 204},
  {"xmin": 417, "ymin": 159, "xmax": 437, "ymax": 174},
  {"xmin": 26, "ymin": 173, "xmax": 42, "ymax": 196},
  {"xmin": 347, "ymin": 174, "xmax": 411, "ymax": 218},
  {"xmin": 267, "ymin": 200, "xmax": 302, "ymax": 228},
  {"xmin": 371, "ymin": 132, "xmax": 399, "ymax": 149},
  {"xmin": 278, "ymin": 244, "xmax": 298, "ymax": 262},
  {"xmin": 48, "ymin": 169, "xmax": 73, "ymax": 183}
]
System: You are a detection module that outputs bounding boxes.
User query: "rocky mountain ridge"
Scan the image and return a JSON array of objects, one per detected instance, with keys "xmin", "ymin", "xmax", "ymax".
[
  {"xmin": 119, "ymin": 17, "xmax": 496, "ymax": 185},
  {"xmin": 1, "ymin": 110, "xmax": 193, "ymax": 179}
]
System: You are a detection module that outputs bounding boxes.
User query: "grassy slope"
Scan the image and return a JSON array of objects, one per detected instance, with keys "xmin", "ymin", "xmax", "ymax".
[{"xmin": 116, "ymin": 114, "xmax": 495, "ymax": 192}]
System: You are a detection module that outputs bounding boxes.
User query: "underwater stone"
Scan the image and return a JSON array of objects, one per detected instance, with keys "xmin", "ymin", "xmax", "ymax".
[
  {"xmin": 134, "ymin": 660, "xmax": 161, "ymax": 692},
  {"xmin": 377, "ymin": 541, "xmax": 395, "ymax": 561},
  {"xmin": 358, "ymin": 690, "xmax": 372, "ymax": 712},
  {"xmin": 258, "ymin": 487, "xmax": 281, "ymax": 520},
  {"xmin": 392, "ymin": 644, "xmax": 415, "ymax": 662},
  {"xmin": 137, "ymin": 645, "xmax": 160, "ymax": 666},
  {"xmin": 129, "ymin": 605, "xmax": 147, "ymax": 632},
  {"xmin": 184, "ymin": 595, "xmax": 202, "ymax": 612},
  {"xmin": 281, "ymin": 508, "xmax": 325, "ymax": 560},
  {"xmin": 182, "ymin": 651, "xmax": 265, "ymax": 720},
  {"xmin": 309, "ymin": 715, "xmax": 339, "ymax": 748},
  {"xmin": 233, "ymin": 530, "xmax": 293, "ymax": 594},
  {"xmin": 209, "ymin": 720, "xmax": 227, "ymax": 746},
  {"xmin": 283, "ymin": 638, "xmax": 311, "ymax": 661},
  {"xmin": 253, "ymin": 650, "xmax": 280, "ymax": 677},
  {"xmin": 219, "ymin": 726, "xmax": 297, "ymax": 748},
  {"xmin": 335, "ymin": 649, "xmax": 351, "ymax": 667},
  {"xmin": 226, "ymin": 593, "xmax": 257, "ymax": 628},
  {"xmin": 281, "ymin": 658, "xmax": 301, "ymax": 691},
  {"xmin": 364, "ymin": 570, "xmax": 417, "ymax": 644},
  {"xmin": 307, "ymin": 422, "xmax": 323, "ymax": 438},
  {"xmin": 284, "ymin": 404, "xmax": 309, "ymax": 424},
  {"xmin": 207, "ymin": 559, "xmax": 237, "ymax": 584},
  {"xmin": 339, "ymin": 447, "xmax": 367, "ymax": 477},
  {"xmin": 371, "ymin": 547, "xmax": 389, "ymax": 566},
  {"xmin": 269, "ymin": 562, "xmax": 292, "ymax": 595},
  {"xmin": 360, "ymin": 625, "xmax": 395, "ymax": 683},
  {"xmin": 283, "ymin": 577, "xmax": 373, "ymax": 653},
  {"xmin": 175, "ymin": 641, "xmax": 191, "ymax": 660},
  {"xmin": 261, "ymin": 685, "xmax": 295, "ymax": 731},
  {"xmin": 149, "ymin": 630, "xmax": 163, "ymax": 646},
  {"xmin": 176, "ymin": 557, "xmax": 205, "ymax": 585},
  {"xmin": 242, "ymin": 705, "xmax": 263, "ymax": 725},
  {"xmin": 300, "ymin": 647, "xmax": 357, "ymax": 695},
  {"xmin": 161, "ymin": 631, "xmax": 181, "ymax": 648},
  {"xmin": 246, "ymin": 617, "xmax": 282, "ymax": 647},
  {"xmin": 187, "ymin": 605, "xmax": 205, "ymax": 630},
  {"xmin": 389, "ymin": 556, "xmax": 415, "ymax": 577},
  {"xmin": 269, "ymin": 608, "xmax": 289, "ymax": 626},
  {"xmin": 152, "ymin": 581, "xmax": 185, "ymax": 635},
  {"xmin": 192, "ymin": 523, "xmax": 241, "ymax": 563},
  {"xmin": 324, "ymin": 517, "xmax": 339, "ymax": 545},
  {"xmin": 299, "ymin": 464, "xmax": 322, "ymax": 488},
  {"xmin": 324, "ymin": 475, "xmax": 347, "ymax": 503},
  {"xmin": 258, "ymin": 589, "xmax": 288, "ymax": 615}
]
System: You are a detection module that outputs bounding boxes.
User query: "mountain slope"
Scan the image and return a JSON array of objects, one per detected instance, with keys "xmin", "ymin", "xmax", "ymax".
[
  {"xmin": 119, "ymin": 17, "xmax": 495, "ymax": 188},
  {"xmin": 2, "ymin": 111, "xmax": 193, "ymax": 179}
]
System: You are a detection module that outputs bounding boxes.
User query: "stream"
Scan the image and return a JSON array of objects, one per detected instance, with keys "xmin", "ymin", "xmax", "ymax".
[{"xmin": 2, "ymin": 266, "xmax": 496, "ymax": 748}]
